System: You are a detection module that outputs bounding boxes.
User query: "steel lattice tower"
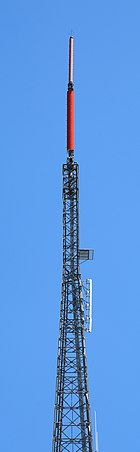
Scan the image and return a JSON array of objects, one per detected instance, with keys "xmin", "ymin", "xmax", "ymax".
[{"xmin": 52, "ymin": 37, "xmax": 94, "ymax": 452}]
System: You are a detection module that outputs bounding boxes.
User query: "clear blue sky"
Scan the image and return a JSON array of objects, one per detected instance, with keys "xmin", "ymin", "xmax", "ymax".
[{"xmin": 0, "ymin": 1, "xmax": 140, "ymax": 451}]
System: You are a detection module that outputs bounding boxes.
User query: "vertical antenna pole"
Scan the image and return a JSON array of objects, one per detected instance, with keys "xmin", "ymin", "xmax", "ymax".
[
  {"xmin": 69, "ymin": 36, "xmax": 74, "ymax": 84},
  {"xmin": 94, "ymin": 411, "xmax": 99, "ymax": 452},
  {"xmin": 67, "ymin": 36, "xmax": 74, "ymax": 154}
]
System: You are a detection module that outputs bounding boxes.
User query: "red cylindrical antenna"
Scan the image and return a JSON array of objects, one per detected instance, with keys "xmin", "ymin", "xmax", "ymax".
[{"xmin": 67, "ymin": 36, "xmax": 74, "ymax": 154}]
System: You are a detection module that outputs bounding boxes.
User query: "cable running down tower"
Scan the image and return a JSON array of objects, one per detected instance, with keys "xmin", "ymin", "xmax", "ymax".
[{"xmin": 52, "ymin": 37, "xmax": 94, "ymax": 452}]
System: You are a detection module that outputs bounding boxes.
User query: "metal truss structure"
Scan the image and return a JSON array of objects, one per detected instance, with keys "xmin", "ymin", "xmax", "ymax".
[{"xmin": 52, "ymin": 155, "xmax": 93, "ymax": 451}]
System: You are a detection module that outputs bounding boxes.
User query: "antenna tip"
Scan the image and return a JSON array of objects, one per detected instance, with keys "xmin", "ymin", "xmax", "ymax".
[{"xmin": 68, "ymin": 36, "xmax": 74, "ymax": 85}]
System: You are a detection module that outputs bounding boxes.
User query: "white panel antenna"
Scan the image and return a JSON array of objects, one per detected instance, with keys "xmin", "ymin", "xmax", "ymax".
[{"xmin": 82, "ymin": 278, "xmax": 93, "ymax": 332}]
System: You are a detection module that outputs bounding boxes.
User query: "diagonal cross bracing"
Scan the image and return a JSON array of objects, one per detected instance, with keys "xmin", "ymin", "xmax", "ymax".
[{"xmin": 52, "ymin": 158, "xmax": 93, "ymax": 452}]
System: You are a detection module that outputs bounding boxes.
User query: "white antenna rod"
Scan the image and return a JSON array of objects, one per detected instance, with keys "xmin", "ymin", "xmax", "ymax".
[{"xmin": 94, "ymin": 411, "xmax": 99, "ymax": 452}]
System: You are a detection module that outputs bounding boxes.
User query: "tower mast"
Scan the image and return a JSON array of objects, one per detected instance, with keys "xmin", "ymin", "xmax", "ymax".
[{"xmin": 52, "ymin": 37, "xmax": 94, "ymax": 452}]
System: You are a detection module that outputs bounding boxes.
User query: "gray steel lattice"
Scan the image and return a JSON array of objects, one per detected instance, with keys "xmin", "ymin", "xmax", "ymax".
[{"xmin": 52, "ymin": 156, "xmax": 93, "ymax": 452}]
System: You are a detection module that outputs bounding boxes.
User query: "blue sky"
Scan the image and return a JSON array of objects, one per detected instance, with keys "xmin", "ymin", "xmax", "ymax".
[{"xmin": 0, "ymin": 0, "xmax": 140, "ymax": 451}]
